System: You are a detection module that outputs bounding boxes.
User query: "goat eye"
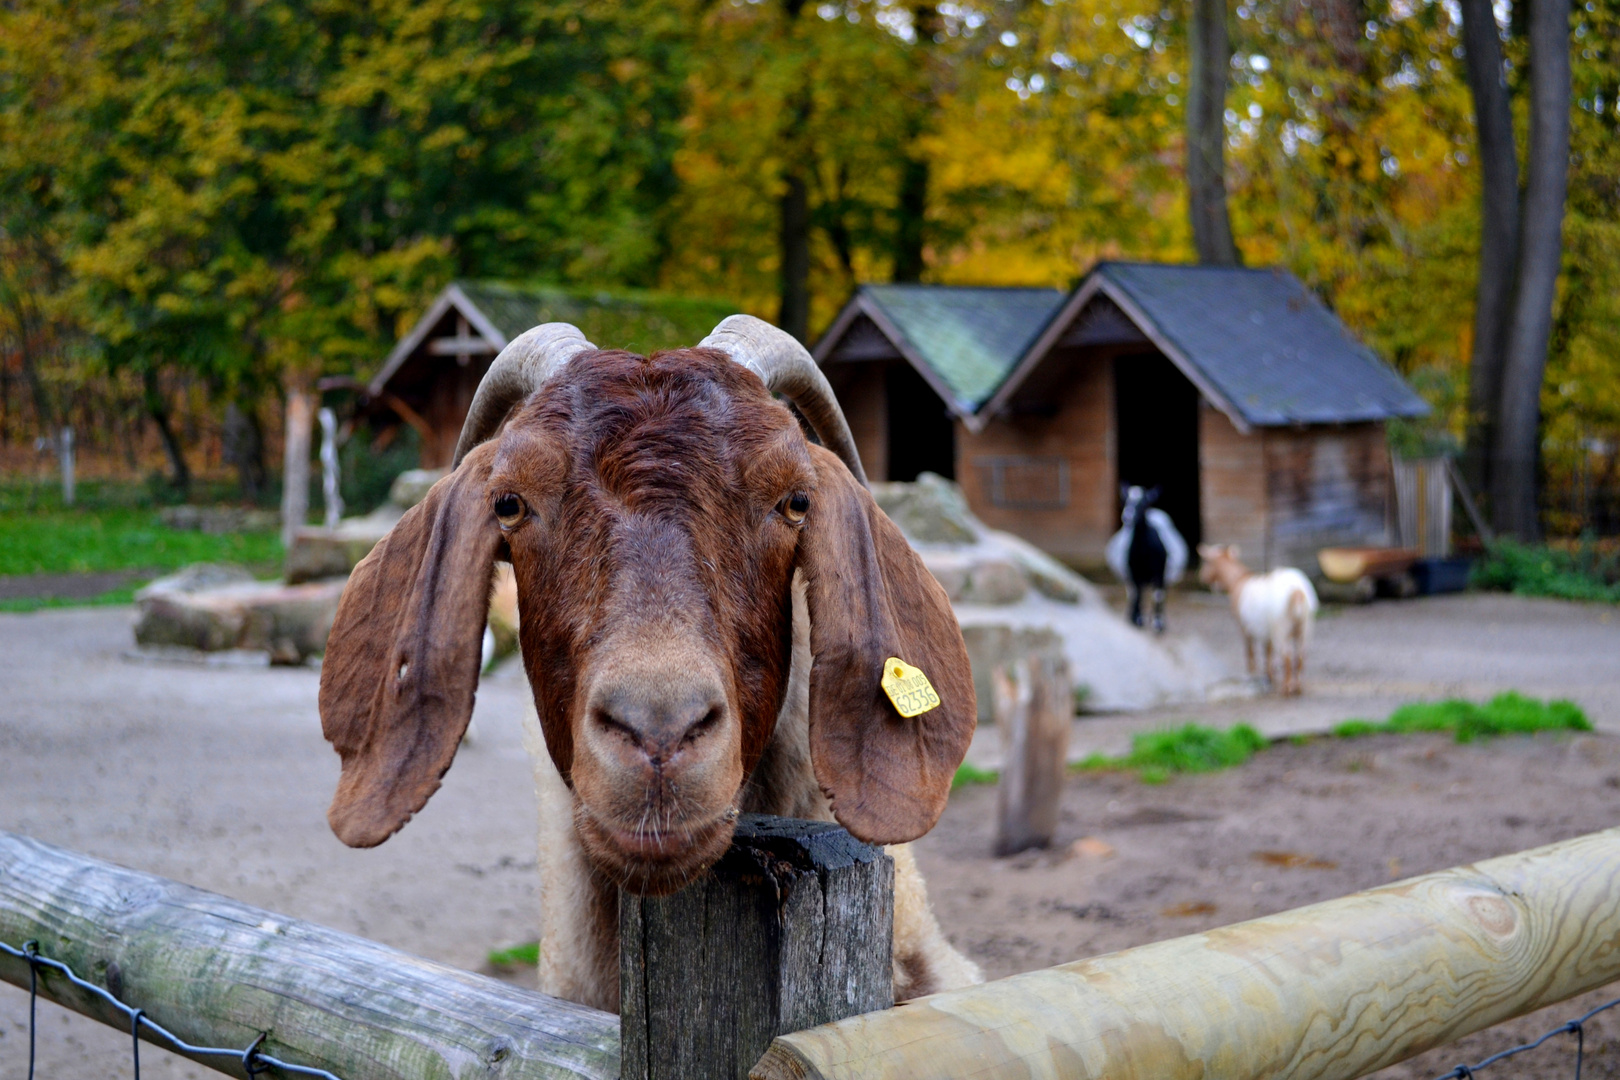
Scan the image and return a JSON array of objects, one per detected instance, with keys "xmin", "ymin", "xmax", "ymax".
[
  {"xmin": 780, "ymin": 492, "xmax": 810, "ymax": 524},
  {"xmin": 493, "ymin": 493, "xmax": 526, "ymax": 528}
]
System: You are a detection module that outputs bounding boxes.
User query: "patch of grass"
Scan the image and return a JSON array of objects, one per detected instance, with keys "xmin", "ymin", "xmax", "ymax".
[
  {"xmin": 1333, "ymin": 693, "xmax": 1591, "ymax": 743},
  {"xmin": 951, "ymin": 761, "xmax": 1000, "ymax": 790},
  {"xmin": 0, "ymin": 507, "xmax": 281, "ymax": 579},
  {"xmin": 0, "ymin": 586, "xmax": 145, "ymax": 614},
  {"xmin": 1076, "ymin": 723, "xmax": 1267, "ymax": 784},
  {"xmin": 1471, "ymin": 539, "xmax": 1620, "ymax": 604},
  {"xmin": 487, "ymin": 941, "xmax": 540, "ymax": 969}
]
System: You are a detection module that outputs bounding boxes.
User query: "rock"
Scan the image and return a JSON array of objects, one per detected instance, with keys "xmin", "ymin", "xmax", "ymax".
[
  {"xmin": 135, "ymin": 571, "xmax": 346, "ymax": 664},
  {"xmin": 959, "ymin": 625, "xmax": 1066, "ymax": 724},
  {"xmin": 923, "ymin": 550, "xmax": 1029, "ymax": 605},
  {"xmin": 135, "ymin": 563, "xmax": 255, "ymax": 600},
  {"xmin": 987, "ymin": 529, "xmax": 1096, "ymax": 604},
  {"xmin": 389, "ymin": 468, "xmax": 447, "ymax": 509},
  {"xmin": 283, "ymin": 508, "xmax": 402, "ymax": 584},
  {"xmin": 870, "ymin": 473, "xmax": 979, "ymax": 545}
]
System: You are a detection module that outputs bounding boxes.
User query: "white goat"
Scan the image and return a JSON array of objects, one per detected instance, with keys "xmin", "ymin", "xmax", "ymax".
[{"xmin": 1197, "ymin": 543, "xmax": 1318, "ymax": 695}]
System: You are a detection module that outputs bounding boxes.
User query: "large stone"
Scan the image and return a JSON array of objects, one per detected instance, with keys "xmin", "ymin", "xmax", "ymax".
[
  {"xmin": 870, "ymin": 473, "xmax": 980, "ymax": 545},
  {"xmin": 388, "ymin": 468, "xmax": 447, "ymax": 509},
  {"xmin": 283, "ymin": 508, "xmax": 402, "ymax": 584},
  {"xmin": 135, "ymin": 570, "xmax": 346, "ymax": 664}
]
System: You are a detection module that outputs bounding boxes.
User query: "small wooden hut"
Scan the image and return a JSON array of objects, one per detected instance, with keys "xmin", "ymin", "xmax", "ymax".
[
  {"xmin": 362, "ymin": 282, "xmax": 738, "ymax": 467},
  {"xmin": 814, "ymin": 263, "xmax": 1429, "ymax": 573}
]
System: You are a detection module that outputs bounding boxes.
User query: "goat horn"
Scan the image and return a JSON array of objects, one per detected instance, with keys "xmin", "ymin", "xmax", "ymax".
[
  {"xmin": 451, "ymin": 323, "xmax": 596, "ymax": 468},
  {"xmin": 699, "ymin": 315, "xmax": 868, "ymax": 486}
]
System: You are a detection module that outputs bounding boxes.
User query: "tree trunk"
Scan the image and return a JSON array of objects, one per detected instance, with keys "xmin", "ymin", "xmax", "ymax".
[
  {"xmin": 893, "ymin": 156, "xmax": 929, "ymax": 283},
  {"xmin": 778, "ymin": 172, "xmax": 811, "ymax": 342},
  {"xmin": 1491, "ymin": 0, "xmax": 1571, "ymax": 539},
  {"xmin": 143, "ymin": 368, "xmax": 190, "ymax": 495},
  {"xmin": 1459, "ymin": 0, "xmax": 1521, "ymax": 499},
  {"xmin": 1186, "ymin": 0, "xmax": 1240, "ymax": 265}
]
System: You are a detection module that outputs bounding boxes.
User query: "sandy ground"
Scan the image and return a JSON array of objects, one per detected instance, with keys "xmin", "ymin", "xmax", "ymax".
[{"xmin": 2, "ymin": 590, "xmax": 1619, "ymax": 1078}]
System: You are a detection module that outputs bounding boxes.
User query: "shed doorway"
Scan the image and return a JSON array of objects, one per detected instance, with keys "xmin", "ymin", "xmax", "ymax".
[
  {"xmin": 885, "ymin": 362, "xmax": 956, "ymax": 481},
  {"xmin": 1114, "ymin": 350, "xmax": 1200, "ymax": 547}
]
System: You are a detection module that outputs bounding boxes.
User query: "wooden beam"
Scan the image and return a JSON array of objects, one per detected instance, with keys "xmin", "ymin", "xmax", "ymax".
[
  {"xmin": 622, "ymin": 815, "xmax": 893, "ymax": 1080},
  {"xmin": 752, "ymin": 827, "xmax": 1620, "ymax": 1080},
  {"xmin": 0, "ymin": 831, "xmax": 620, "ymax": 1080},
  {"xmin": 427, "ymin": 336, "xmax": 498, "ymax": 357}
]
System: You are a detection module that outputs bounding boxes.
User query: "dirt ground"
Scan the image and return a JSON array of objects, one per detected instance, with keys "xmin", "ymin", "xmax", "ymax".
[{"xmin": 2, "ymin": 590, "xmax": 1619, "ymax": 1078}]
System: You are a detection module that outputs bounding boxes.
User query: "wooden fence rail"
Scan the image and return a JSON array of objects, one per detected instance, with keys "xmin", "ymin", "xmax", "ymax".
[
  {"xmin": 753, "ymin": 827, "xmax": 1620, "ymax": 1080},
  {"xmin": 0, "ymin": 830, "xmax": 620, "ymax": 1080}
]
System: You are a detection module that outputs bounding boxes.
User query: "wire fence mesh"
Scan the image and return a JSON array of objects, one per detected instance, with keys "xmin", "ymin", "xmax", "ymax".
[
  {"xmin": 1429, "ymin": 996, "xmax": 1620, "ymax": 1080},
  {"xmin": 5, "ymin": 931, "xmax": 1617, "ymax": 1079},
  {"xmin": 2, "ymin": 937, "xmax": 342, "ymax": 1080}
]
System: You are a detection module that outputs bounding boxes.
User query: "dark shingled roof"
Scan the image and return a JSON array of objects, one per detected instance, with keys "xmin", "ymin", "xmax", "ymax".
[
  {"xmin": 1082, "ymin": 262, "xmax": 1429, "ymax": 427},
  {"xmin": 835, "ymin": 285, "xmax": 1065, "ymax": 412},
  {"xmin": 817, "ymin": 263, "xmax": 1428, "ymax": 432}
]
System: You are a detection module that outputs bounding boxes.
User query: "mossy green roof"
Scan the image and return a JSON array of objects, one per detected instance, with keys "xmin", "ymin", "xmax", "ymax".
[
  {"xmin": 453, "ymin": 282, "xmax": 739, "ymax": 356},
  {"xmin": 858, "ymin": 285, "xmax": 1066, "ymax": 411}
]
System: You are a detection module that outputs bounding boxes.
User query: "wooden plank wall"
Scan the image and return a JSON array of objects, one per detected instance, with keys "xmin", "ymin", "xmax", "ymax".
[
  {"xmin": 1198, "ymin": 405, "xmax": 1268, "ymax": 565},
  {"xmin": 1262, "ymin": 423, "xmax": 1391, "ymax": 571},
  {"xmin": 958, "ymin": 352, "xmax": 1113, "ymax": 566},
  {"xmin": 825, "ymin": 363, "xmax": 889, "ymax": 483}
]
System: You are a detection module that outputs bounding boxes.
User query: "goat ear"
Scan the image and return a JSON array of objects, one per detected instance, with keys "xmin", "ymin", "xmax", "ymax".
[
  {"xmin": 796, "ymin": 445, "xmax": 976, "ymax": 845},
  {"xmin": 319, "ymin": 442, "xmax": 503, "ymax": 848}
]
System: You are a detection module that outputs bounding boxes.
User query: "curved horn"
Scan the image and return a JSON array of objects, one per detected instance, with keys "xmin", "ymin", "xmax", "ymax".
[
  {"xmin": 698, "ymin": 315, "xmax": 868, "ymax": 486},
  {"xmin": 451, "ymin": 323, "xmax": 596, "ymax": 468}
]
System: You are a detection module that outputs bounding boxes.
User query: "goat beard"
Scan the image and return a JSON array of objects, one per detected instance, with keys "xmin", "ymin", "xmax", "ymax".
[{"xmin": 571, "ymin": 797, "xmax": 738, "ymax": 897}]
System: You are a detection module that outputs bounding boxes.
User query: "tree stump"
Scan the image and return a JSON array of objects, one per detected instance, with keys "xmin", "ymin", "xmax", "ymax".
[
  {"xmin": 619, "ymin": 815, "xmax": 894, "ymax": 1080},
  {"xmin": 993, "ymin": 649, "xmax": 1073, "ymax": 856}
]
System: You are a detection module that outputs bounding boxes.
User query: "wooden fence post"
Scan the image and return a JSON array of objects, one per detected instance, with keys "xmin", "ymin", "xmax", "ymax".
[
  {"xmin": 619, "ymin": 814, "xmax": 894, "ymax": 1080},
  {"xmin": 993, "ymin": 648, "xmax": 1072, "ymax": 856}
]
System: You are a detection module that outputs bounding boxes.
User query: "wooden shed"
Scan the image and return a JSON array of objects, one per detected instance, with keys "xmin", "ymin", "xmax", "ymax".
[
  {"xmin": 362, "ymin": 282, "xmax": 737, "ymax": 468},
  {"xmin": 814, "ymin": 263, "xmax": 1430, "ymax": 573}
]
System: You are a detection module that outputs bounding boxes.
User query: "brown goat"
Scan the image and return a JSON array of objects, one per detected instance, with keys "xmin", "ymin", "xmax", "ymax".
[{"xmin": 320, "ymin": 323, "xmax": 982, "ymax": 1011}]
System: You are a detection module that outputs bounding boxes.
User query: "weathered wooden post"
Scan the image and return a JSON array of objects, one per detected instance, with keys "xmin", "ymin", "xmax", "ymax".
[
  {"xmin": 993, "ymin": 647, "xmax": 1072, "ymax": 856},
  {"xmin": 619, "ymin": 814, "xmax": 894, "ymax": 1080},
  {"xmin": 281, "ymin": 388, "xmax": 313, "ymax": 550}
]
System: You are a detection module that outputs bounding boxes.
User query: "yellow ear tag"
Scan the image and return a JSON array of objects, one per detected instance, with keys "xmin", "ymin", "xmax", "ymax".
[{"xmin": 881, "ymin": 657, "xmax": 941, "ymax": 718}]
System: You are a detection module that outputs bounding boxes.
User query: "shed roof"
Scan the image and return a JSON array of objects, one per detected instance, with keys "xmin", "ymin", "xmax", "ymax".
[
  {"xmin": 812, "ymin": 285, "xmax": 1065, "ymax": 416},
  {"xmin": 814, "ymin": 263, "xmax": 1428, "ymax": 434},
  {"xmin": 371, "ymin": 281, "xmax": 739, "ymax": 394},
  {"xmin": 991, "ymin": 262, "xmax": 1429, "ymax": 431}
]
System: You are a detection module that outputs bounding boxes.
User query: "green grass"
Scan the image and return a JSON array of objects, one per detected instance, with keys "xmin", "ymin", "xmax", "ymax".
[
  {"xmin": 1332, "ymin": 692, "xmax": 1591, "ymax": 743},
  {"xmin": 1471, "ymin": 539, "xmax": 1620, "ymax": 604},
  {"xmin": 487, "ymin": 941, "xmax": 541, "ymax": 969},
  {"xmin": 951, "ymin": 761, "xmax": 1000, "ymax": 790},
  {"xmin": 1076, "ymin": 723, "xmax": 1268, "ymax": 784},
  {"xmin": 0, "ymin": 507, "xmax": 282, "ymax": 578}
]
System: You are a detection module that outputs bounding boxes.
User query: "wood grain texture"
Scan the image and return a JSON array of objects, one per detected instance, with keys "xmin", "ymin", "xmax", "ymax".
[
  {"xmin": 753, "ymin": 827, "xmax": 1620, "ymax": 1080},
  {"xmin": 0, "ymin": 831, "xmax": 619, "ymax": 1080},
  {"xmin": 622, "ymin": 815, "xmax": 893, "ymax": 1080},
  {"xmin": 992, "ymin": 651, "xmax": 1072, "ymax": 856}
]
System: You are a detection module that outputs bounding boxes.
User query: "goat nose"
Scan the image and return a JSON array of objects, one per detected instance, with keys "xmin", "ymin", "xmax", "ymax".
[{"xmin": 589, "ymin": 682, "xmax": 726, "ymax": 764}]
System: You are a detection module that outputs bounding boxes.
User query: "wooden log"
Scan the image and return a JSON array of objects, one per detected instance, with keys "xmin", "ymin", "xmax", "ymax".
[
  {"xmin": 0, "ymin": 831, "xmax": 619, "ymax": 1080},
  {"xmin": 992, "ymin": 650, "xmax": 1071, "ymax": 856},
  {"xmin": 622, "ymin": 815, "xmax": 893, "ymax": 1080},
  {"xmin": 752, "ymin": 827, "xmax": 1620, "ymax": 1080}
]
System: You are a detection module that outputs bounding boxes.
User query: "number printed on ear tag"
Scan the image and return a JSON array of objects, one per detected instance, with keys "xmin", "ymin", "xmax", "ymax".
[{"xmin": 881, "ymin": 657, "xmax": 941, "ymax": 718}]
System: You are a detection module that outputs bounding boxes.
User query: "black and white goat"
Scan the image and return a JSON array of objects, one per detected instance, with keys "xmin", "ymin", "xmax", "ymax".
[{"xmin": 1104, "ymin": 484, "xmax": 1188, "ymax": 633}]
